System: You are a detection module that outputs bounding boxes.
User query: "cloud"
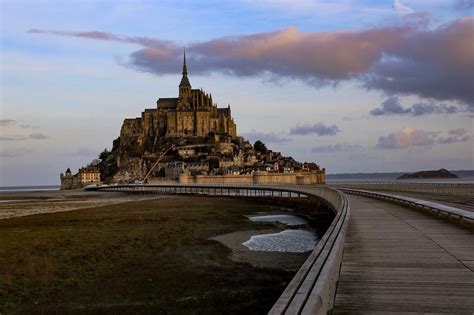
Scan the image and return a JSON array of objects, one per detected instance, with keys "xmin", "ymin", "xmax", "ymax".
[
  {"xmin": 28, "ymin": 29, "xmax": 173, "ymax": 48},
  {"xmin": 0, "ymin": 119, "xmax": 40, "ymax": 129},
  {"xmin": 0, "ymin": 119, "xmax": 17, "ymax": 127},
  {"xmin": 28, "ymin": 25, "xmax": 409, "ymax": 83},
  {"xmin": 67, "ymin": 147, "xmax": 100, "ymax": 157},
  {"xmin": 376, "ymin": 127, "xmax": 471, "ymax": 149},
  {"xmin": 0, "ymin": 133, "xmax": 49, "ymax": 141},
  {"xmin": 437, "ymin": 128, "xmax": 471, "ymax": 144},
  {"xmin": 29, "ymin": 16, "xmax": 474, "ymax": 105},
  {"xmin": 376, "ymin": 128, "xmax": 439, "ymax": 149},
  {"xmin": 410, "ymin": 102, "xmax": 458, "ymax": 116},
  {"xmin": 448, "ymin": 128, "xmax": 467, "ymax": 136},
  {"xmin": 20, "ymin": 124, "xmax": 40, "ymax": 129},
  {"xmin": 0, "ymin": 135, "xmax": 27, "ymax": 141},
  {"xmin": 0, "ymin": 148, "xmax": 33, "ymax": 158},
  {"xmin": 454, "ymin": 0, "xmax": 474, "ymax": 9},
  {"xmin": 28, "ymin": 132, "xmax": 49, "ymax": 140},
  {"xmin": 240, "ymin": 130, "xmax": 290, "ymax": 144},
  {"xmin": 312, "ymin": 143, "xmax": 362, "ymax": 153},
  {"xmin": 370, "ymin": 96, "xmax": 459, "ymax": 116},
  {"xmin": 365, "ymin": 17, "xmax": 474, "ymax": 106},
  {"xmin": 394, "ymin": 0, "xmax": 414, "ymax": 14},
  {"xmin": 242, "ymin": 0, "xmax": 350, "ymax": 14},
  {"xmin": 370, "ymin": 96, "xmax": 411, "ymax": 115},
  {"xmin": 290, "ymin": 123, "xmax": 340, "ymax": 136}
]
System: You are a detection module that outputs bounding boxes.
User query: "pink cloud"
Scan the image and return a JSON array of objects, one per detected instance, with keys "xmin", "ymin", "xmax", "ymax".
[
  {"xmin": 28, "ymin": 16, "xmax": 474, "ymax": 105},
  {"xmin": 376, "ymin": 127, "xmax": 471, "ymax": 149}
]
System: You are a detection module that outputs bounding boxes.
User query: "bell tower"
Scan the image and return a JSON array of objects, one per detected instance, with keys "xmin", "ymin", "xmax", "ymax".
[{"xmin": 179, "ymin": 48, "xmax": 192, "ymax": 99}]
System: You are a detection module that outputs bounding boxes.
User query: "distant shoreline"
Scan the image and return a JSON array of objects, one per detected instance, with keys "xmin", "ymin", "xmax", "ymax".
[
  {"xmin": 2, "ymin": 170, "xmax": 474, "ymax": 191},
  {"xmin": 0, "ymin": 185, "xmax": 60, "ymax": 192},
  {"xmin": 327, "ymin": 169, "xmax": 474, "ymax": 180}
]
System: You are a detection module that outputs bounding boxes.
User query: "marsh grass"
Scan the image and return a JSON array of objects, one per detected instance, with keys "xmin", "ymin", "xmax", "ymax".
[{"xmin": 0, "ymin": 196, "xmax": 298, "ymax": 314}]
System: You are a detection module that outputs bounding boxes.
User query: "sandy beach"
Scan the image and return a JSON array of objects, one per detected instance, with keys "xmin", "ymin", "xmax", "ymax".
[{"xmin": 0, "ymin": 189, "xmax": 159, "ymax": 219}]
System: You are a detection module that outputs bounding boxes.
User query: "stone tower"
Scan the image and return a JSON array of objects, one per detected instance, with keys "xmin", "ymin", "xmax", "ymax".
[{"xmin": 178, "ymin": 49, "xmax": 192, "ymax": 101}]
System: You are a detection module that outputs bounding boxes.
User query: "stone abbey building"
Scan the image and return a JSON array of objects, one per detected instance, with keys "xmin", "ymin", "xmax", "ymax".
[
  {"xmin": 120, "ymin": 51, "xmax": 237, "ymax": 147},
  {"xmin": 60, "ymin": 51, "xmax": 325, "ymax": 188}
]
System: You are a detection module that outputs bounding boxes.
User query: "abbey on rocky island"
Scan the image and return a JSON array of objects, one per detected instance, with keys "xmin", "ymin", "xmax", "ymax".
[
  {"xmin": 60, "ymin": 50, "xmax": 325, "ymax": 188},
  {"xmin": 120, "ymin": 50, "xmax": 237, "ymax": 148}
]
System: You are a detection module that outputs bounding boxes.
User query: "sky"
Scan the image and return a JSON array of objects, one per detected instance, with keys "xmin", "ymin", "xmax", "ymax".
[{"xmin": 1, "ymin": 0, "xmax": 473, "ymax": 186}]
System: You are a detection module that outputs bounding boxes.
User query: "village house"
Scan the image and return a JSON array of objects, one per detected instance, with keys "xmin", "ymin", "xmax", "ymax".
[
  {"xmin": 165, "ymin": 162, "xmax": 186, "ymax": 180},
  {"xmin": 60, "ymin": 167, "xmax": 101, "ymax": 190}
]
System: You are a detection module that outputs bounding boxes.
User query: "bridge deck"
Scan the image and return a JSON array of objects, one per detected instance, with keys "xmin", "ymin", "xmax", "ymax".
[{"xmin": 334, "ymin": 194, "xmax": 474, "ymax": 313}]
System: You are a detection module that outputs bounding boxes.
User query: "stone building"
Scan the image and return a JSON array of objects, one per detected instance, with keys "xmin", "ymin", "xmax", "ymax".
[
  {"xmin": 60, "ymin": 167, "xmax": 101, "ymax": 190},
  {"xmin": 79, "ymin": 167, "xmax": 101, "ymax": 184},
  {"xmin": 120, "ymin": 50, "xmax": 237, "ymax": 147},
  {"xmin": 60, "ymin": 168, "xmax": 75, "ymax": 190}
]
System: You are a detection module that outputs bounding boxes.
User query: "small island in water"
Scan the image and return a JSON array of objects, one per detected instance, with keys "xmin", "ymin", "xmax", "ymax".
[{"xmin": 397, "ymin": 168, "xmax": 458, "ymax": 180}]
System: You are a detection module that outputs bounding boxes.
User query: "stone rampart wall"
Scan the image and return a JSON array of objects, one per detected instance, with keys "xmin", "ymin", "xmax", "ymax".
[{"xmin": 179, "ymin": 171, "xmax": 325, "ymax": 185}]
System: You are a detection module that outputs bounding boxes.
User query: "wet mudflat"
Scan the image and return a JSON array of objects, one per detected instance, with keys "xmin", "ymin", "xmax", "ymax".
[{"xmin": 0, "ymin": 195, "xmax": 314, "ymax": 314}]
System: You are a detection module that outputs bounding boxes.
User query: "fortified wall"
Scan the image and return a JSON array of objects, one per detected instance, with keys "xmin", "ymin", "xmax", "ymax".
[{"xmin": 179, "ymin": 170, "xmax": 325, "ymax": 185}]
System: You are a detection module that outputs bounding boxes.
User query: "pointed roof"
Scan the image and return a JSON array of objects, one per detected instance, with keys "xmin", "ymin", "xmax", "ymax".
[{"xmin": 179, "ymin": 48, "xmax": 191, "ymax": 87}]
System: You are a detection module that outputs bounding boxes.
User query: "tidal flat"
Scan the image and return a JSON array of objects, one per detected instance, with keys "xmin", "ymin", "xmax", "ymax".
[{"xmin": 0, "ymin": 193, "xmax": 312, "ymax": 314}]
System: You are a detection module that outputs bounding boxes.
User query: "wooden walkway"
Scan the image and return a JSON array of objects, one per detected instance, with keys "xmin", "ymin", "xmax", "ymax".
[{"xmin": 334, "ymin": 194, "xmax": 474, "ymax": 313}]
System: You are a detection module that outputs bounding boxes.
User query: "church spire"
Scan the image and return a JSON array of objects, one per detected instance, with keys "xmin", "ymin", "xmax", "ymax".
[
  {"xmin": 182, "ymin": 48, "xmax": 188, "ymax": 76},
  {"xmin": 179, "ymin": 48, "xmax": 191, "ymax": 88}
]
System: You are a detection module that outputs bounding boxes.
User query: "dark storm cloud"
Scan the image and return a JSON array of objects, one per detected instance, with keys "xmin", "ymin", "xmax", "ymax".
[
  {"xmin": 29, "ymin": 16, "xmax": 474, "ymax": 105},
  {"xmin": 290, "ymin": 123, "xmax": 341, "ymax": 136},
  {"xmin": 370, "ymin": 96, "xmax": 459, "ymax": 116}
]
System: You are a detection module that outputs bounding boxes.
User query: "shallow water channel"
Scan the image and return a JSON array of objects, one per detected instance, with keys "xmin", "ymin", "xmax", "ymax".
[{"xmin": 243, "ymin": 213, "xmax": 317, "ymax": 253}]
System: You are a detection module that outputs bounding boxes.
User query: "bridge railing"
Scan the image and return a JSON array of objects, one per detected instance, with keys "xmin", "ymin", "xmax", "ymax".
[
  {"xmin": 269, "ymin": 186, "xmax": 349, "ymax": 315},
  {"xmin": 88, "ymin": 184, "xmax": 350, "ymax": 314},
  {"xmin": 327, "ymin": 181, "xmax": 474, "ymax": 195},
  {"xmin": 341, "ymin": 188, "xmax": 474, "ymax": 229}
]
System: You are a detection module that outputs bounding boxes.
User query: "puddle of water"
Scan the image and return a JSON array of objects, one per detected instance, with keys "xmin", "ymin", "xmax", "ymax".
[
  {"xmin": 247, "ymin": 214, "xmax": 307, "ymax": 226},
  {"xmin": 242, "ymin": 230, "xmax": 316, "ymax": 253}
]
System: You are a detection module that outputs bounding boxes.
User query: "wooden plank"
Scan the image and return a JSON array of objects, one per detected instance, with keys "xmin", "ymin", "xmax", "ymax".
[{"xmin": 333, "ymin": 195, "xmax": 474, "ymax": 313}]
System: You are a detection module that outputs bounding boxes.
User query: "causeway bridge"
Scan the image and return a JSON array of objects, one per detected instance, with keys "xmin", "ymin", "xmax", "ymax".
[{"xmin": 87, "ymin": 183, "xmax": 474, "ymax": 314}]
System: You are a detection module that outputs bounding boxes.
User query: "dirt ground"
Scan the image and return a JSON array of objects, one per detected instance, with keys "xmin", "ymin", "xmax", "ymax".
[{"xmin": 0, "ymin": 193, "xmax": 316, "ymax": 314}]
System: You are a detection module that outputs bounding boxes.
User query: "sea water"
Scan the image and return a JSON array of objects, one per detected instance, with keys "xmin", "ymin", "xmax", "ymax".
[{"xmin": 243, "ymin": 230, "xmax": 316, "ymax": 253}]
